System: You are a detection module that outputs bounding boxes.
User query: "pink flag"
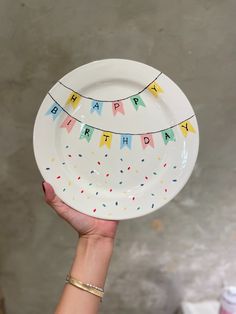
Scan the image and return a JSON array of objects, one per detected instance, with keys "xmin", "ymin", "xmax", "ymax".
[
  {"xmin": 112, "ymin": 101, "xmax": 125, "ymax": 116},
  {"xmin": 60, "ymin": 115, "xmax": 76, "ymax": 133},
  {"xmin": 140, "ymin": 134, "xmax": 155, "ymax": 149}
]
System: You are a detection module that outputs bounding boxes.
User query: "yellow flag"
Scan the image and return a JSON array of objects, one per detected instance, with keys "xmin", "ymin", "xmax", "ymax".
[
  {"xmin": 148, "ymin": 81, "xmax": 164, "ymax": 96},
  {"xmin": 179, "ymin": 120, "xmax": 196, "ymax": 137},
  {"xmin": 99, "ymin": 132, "xmax": 112, "ymax": 148},
  {"xmin": 65, "ymin": 92, "xmax": 81, "ymax": 109}
]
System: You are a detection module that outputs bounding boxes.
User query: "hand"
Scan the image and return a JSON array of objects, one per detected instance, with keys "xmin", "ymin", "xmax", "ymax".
[{"xmin": 42, "ymin": 182, "xmax": 119, "ymax": 241}]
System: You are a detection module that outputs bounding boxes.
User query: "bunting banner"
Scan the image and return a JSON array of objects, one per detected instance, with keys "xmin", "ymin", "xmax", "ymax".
[
  {"xmin": 59, "ymin": 72, "xmax": 164, "ymax": 116},
  {"xmin": 179, "ymin": 120, "xmax": 196, "ymax": 137},
  {"xmin": 80, "ymin": 124, "xmax": 94, "ymax": 143},
  {"xmin": 120, "ymin": 134, "xmax": 132, "ymax": 149},
  {"xmin": 46, "ymin": 103, "xmax": 63, "ymax": 120},
  {"xmin": 99, "ymin": 131, "xmax": 112, "ymax": 148},
  {"xmin": 60, "ymin": 116, "xmax": 76, "ymax": 133},
  {"xmin": 65, "ymin": 92, "xmax": 81, "ymax": 110},
  {"xmin": 46, "ymin": 89, "xmax": 197, "ymax": 150}
]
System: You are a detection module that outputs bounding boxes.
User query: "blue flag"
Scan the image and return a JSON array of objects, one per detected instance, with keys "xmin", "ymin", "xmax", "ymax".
[
  {"xmin": 120, "ymin": 134, "xmax": 132, "ymax": 149},
  {"xmin": 90, "ymin": 100, "xmax": 103, "ymax": 115},
  {"xmin": 46, "ymin": 103, "xmax": 63, "ymax": 120}
]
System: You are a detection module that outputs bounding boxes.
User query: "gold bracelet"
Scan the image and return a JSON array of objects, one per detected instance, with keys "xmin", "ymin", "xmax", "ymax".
[{"xmin": 66, "ymin": 275, "xmax": 104, "ymax": 301}]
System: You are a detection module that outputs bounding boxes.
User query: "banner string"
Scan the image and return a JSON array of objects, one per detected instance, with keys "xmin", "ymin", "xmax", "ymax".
[
  {"xmin": 58, "ymin": 72, "xmax": 163, "ymax": 103},
  {"xmin": 47, "ymin": 92, "xmax": 195, "ymax": 136}
]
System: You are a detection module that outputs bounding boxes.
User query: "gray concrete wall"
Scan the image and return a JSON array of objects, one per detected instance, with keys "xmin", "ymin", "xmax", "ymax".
[{"xmin": 0, "ymin": 0, "xmax": 236, "ymax": 313}]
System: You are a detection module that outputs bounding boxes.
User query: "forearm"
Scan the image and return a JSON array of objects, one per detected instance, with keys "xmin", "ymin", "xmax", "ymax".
[{"xmin": 55, "ymin": 236, "xmax": 114, "ymax": 314}]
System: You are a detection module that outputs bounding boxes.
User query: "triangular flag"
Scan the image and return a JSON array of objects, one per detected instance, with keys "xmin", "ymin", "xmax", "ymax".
[
  {"xmin": 99, "ymin": 131, "xmax": 112, "ymax": 148},
  {"xmin": 140, "ymin": 134, "xmax": 155, "ymax": 149},
  {"xmin": 91, "ymin": 100, "xmax": 103, "ymax": 115},
  {"xmin": 120, "ymin": 134, "xmax": 132, "ymax": 149},
  {"xmin": 112, "ymin": 101, "xmax": 125, "ymax": 116},
  {"xmin": 147, "ymin": 81, "xmax": 164, "ymax": 96},
  {"xmin": 80, "ymin": 124, "xmax": 94, "ymax": 143},
  {"xmin": 161, "ymin": 128, "xmax": 176, "ymax": 144},
  {"xmin": 45, "ymin": 103, "xmax": 63, "ymax": 120},
  {"xmin": 130, "ymin": 95, "xmax": 145, "ymax": 111},
  {"xmin": 60, "ymin": 116, "xmax": 76, "ymax": 133},
  {"xmin": 65, "ymin": 92, "xmax": 81, "ymax": 110},
  {"xmin": 179, "ymin": 120, "xmax": 196, "ymax": 137}
]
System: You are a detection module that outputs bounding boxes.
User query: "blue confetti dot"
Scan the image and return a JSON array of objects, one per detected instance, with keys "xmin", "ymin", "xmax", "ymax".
[
  {"xmin": 172, "ymin": 179, "xmax": 177, "ymax": 182},
  {"xmin": 115, "ymin": 201, "xmax": 118, "ymax": 206},
  {"xmin": 78, "ymin": 154, "xmax": 82, "ymax": 157},
  {"xmin": 151, "ymin": 193, "xmax": 155, "ymax": 196},
  {"xmin": 151, "ymin": 203, "xmax": 155, "ymax": 208},
  {"xmin": 96, "ymin": 192, "xmax": 99, "ymax": 195},
  {"xmin": 46, "ymin": 167, "xmax": 50, "ymax": 170},
  {"xmin": 105, "ymin": 154, "xmax": 108, "ymax": 157},
  {"xmin": 91, "ymin": 170, "xmax": 94, "ymax": 174},
  {"xmin": 120, "ymin": 158, "xmax": 123, "ymax": 161},
  {"xmin": 63, "ymin": 188, "xmax": 66, "ymax": 192},
  {"xmin": 137, "ymin": 206, "xmax": 141, "ymax": 210},
  {"xmin": 89, "ymin": 183, "xmax": 93, "ymax": 186},
  {"xmin": 102, "ymin": 203, "xmax": 106, "ymax": 207},
  {"xmin": 173, "ymin": 166, "xmax": 177, "ymax": 169},
  {"xmin": 140, "ymin": 183, "xmax": 144, "ymax": 186},
  {"xmin": 141, "ymin": 159, "xmax": 145, "ymax": 162},
  {"xmin": 66, "ymin": 145, "xmax": 69, "ymax": 148},
  {"xmin": 120, "ymin": 170, "xmax": 123, "ymax": 173},
  {"xmin": 119, "ymin": 181, "xmax": 123, "ymax": 184},
  {"xmin": 153, "ymin": 172, "xmax": 157, "ymax": 175},
  {"xmin": 62, "ymin": 162, "xmax": 66, "ymax": 165}
]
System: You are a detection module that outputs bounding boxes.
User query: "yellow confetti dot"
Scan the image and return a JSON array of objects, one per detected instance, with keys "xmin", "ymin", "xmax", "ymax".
[
  {"xmin": 51, "ymin": 157, "xmax": 55, "ymax": 162},
  {"xmin": 68, "ymin": 181, "xmax": 72, "ymax": 186},
  {"xmin": 160, "ymin": 180, "xmax": 164, "ymax": 184},
  {"xmin": 157, "ymin": 156, "xmax": 161, "ymax": 160}
]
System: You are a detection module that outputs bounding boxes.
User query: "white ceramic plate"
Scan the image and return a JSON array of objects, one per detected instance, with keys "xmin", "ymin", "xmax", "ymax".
[{"xmin": 33, "ymin": 59, "xmax": 199, "ymax": 220}]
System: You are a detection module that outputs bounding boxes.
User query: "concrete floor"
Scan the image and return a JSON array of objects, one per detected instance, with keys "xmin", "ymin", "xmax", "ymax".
[{"xmin": 0, "ymin": 0, "xmax": 236, "ymax": 313}]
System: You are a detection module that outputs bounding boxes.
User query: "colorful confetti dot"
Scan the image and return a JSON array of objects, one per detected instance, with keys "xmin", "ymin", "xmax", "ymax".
[
  {"xmin": 153, "ymin": 172, "xmax": 157, "ymax": 175},
  {"xmin": 66, "ymin": 145, "xmax": 69, "ymax": 148},
  {"xmin": 68, "ymin": 181, "xmax": 72, "ymax": 186},
  {"xmin": 137, "ymin": 206, "xmax": 141, "ymax": 210},
  {"xmin": 93, "ymin": 208, "xmax": 96, "ymax": 212},
  {"xmin": 120, "ymin": 170, "xmax": 123, "ymax": 173},
  {"xmin": 97, "ymin": 161, "xmax": 101, "ymax": 165},
  {"xmin": 96, "ymin": 192, "xmax": 98, "ymax": 195},
  {"xmin": 46, "ymin": 167, "xmax": 50, "ymax": 170},
  {"xmin": 63, "ymin": 188, "xmax": 66, "ymax": 192},
  {"xmin": 81, "ymin": 190, "xmax": 84, "ymax": 193},
  {"xmin": 102, "ymin": 203, "xmax": 106, "ymax": 207},
  {"xmin": 145, "ymin": 176, "xmax": 148, "ymax": 180},
  {"xmin": 141, "ymin": 159, "xmax": 145, "ymax": 162},
  {"xmin": 109, "ymin": 188, "xmax": 112, "ymax": 192},
  {"xmin": 173, "ymin": 166, "xmax": 177, "ymax": 169},
  {"xmin": 106, "ymin": 173, "xmax": 110, "ymax": 177},
  {"xmin": 163, "ymin": 163, "xmax": 167, "ymax": 167},
  {"xmin": 165, "ymin": 188, "xmax": 168, "ymax": 192},
  {"xmin": 115, "ymin": 201, "xmax": 118, "ymax": 206},
  {"xmin": 151, "ymin": 193, "xmax": 155, "ymax": 196},
  {"xmin": 89, "ymin": 183, "xmax": 93, "ymax": 186},
  {"xmin": 105, "ymin": 154, "xmax": 108, "ymax": 157},
  {"xmin": 172, "ymin": 179, "xmax": 177, "ymax": 182},
  {"xmin": 132, "ymin": 196, "xmax": 135, "ymax": 201},
  {"xmin": 140, "ymin": 183, "xmax": 144, "ymax": 186},
  {"xmin": 77, "ymin": 176, "xmax": 81, "ymax": 180},
  {"xmin": 62, "ymin": 162, "xmax": 66, "ymax": 165},
  {"xmin": 119, "ymin": 181, "xmax": 123, "ymax": 184},
  {"xmin": 68, "ymin": 154, "xmax": 72, "ymax": 158},
  {"xmin": 78, "ymin": 154, "xmax": 82, "ymax": 157},
  {"xmin": 127, "ymin": 166, "xmax": 131, "ymax": 170},
  {"xmin": 91, "ymin": 170, "xmax": 94, "ymax": 174},
  {"xmin": 51, "ymin": 158, "xmax": 55, "ymax": 162},
  {"xmin": 120, "ymin": 158, "xmax": 123, "ymax": 161},
  {"xmin": 57, "ymin": 176, "xmax": 61, "ymax": 179},
  {"xmin": 152, "ymin": 203, "xmax": 155, "ymax": 208}
]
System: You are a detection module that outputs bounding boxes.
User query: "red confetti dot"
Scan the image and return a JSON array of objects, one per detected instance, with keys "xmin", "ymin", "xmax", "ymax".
[
  {"xmin": 68, "ymin": 154, "xmax": 72, "ymax": 157},
  {"xmin": 97, "ymin": 161, "xmax": 101, "ymax": 165},
  {"xmin": 57, "ymin": 176, "xmax": 61, "ymax": 179},
  {"xmin": 106, "ymin": 173, "xmax": 110, "ymax": 177},
  {"xmin": 127, "ymin": 166, "xmax": 131, "ymax": 170},
  {"xmin": 145, "ymin": 176, "xmax": 148, "ymax": 180},
  {"xmin": 163, "ymin": 163, "xmax": 167, "ymax": 167},
  {"xmin": 165, "ymin": 188, "xmax": 167, "ymax": 192},
  {"xmin": 77, "ymin": 176, "xmax": 81, "ymax": 180},
  {"xmin": 132, "ymin": 196, "xmax": 135, "ymax": 201},
  {"xmin": 93, "ymin": 208, "xmax": 96, "ymax": 212},
  {"xmin": 109, "ymin": 188, "xmax": 112, "ymax": 192},
  {"xmin": 81, "ymin": 190, "xmax": 84, "ymax": 193}
]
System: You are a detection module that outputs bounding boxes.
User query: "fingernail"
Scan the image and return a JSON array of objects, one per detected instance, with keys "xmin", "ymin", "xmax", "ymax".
[{"xmin": 42, "ymin": 181, "xmax": 46, "ymax": 193}]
